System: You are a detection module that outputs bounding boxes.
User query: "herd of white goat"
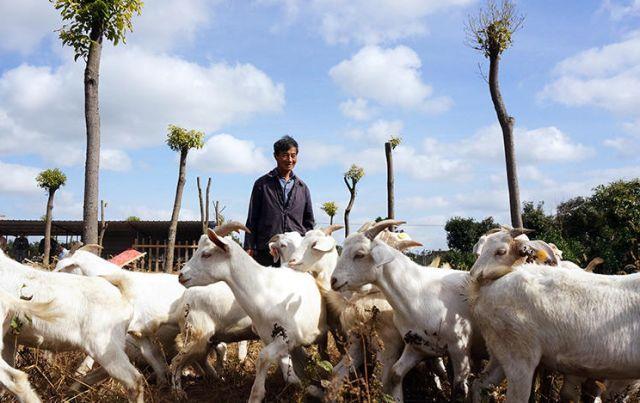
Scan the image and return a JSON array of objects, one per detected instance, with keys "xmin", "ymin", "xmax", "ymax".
[{"xmin": 0, "ymin": 219, "xmax": 639, "ymax": 402}]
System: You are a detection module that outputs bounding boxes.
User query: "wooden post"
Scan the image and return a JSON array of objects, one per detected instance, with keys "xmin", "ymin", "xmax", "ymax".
[{"xmin": 98, "ymin": 200, "xmax": 108, "ymax": 249}]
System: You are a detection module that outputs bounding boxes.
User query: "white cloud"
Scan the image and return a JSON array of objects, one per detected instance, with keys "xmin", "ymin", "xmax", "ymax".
[
  {"xmin": 101, "ymin": 149, "xmax": 133, "ymax": 172},
  {"xmin": 425, "ymin": 124, "xmax": 593, "ymax": 164},
  {"xmin": 0, "ymin": 47, "xmax": 285, "ymax": 166},
  {"xmin": 0, "ymin": 0, "xmax": 59, "ymax": 54},
  {"xmin": 265, "ymin": 0, "xmax": 474, "ymax": 45},
  {"xmin": 0, "ymin": 160, "xmax": 40, "ymax": 195},
  {"xmin": 540, "ymin": 32, "xmax": 640, "ymax": 160},
  {"xmin": 128, "ymin": 0, "xmax": 217, "ymax": 51},
  {"xmin": 330, "ymin": 45, "xmax": 452, "ymax": 112},
  {"xmin": 0, "ymin": 0, "xmax": 218, "ymax": 55},
  {"xmin": 298, "ymin": 141, "xmax": 344, "ymax": 169},
  {"xmin": 602, "ymin": 0, "xmax": 640, "ymax": 19},
  {"xmin": 399, "ymin": 196, "xmax": 449, "ymax": 210},
  {"xmin": 190, "ymin": 134, "xmax": 272, "ymax": 174},
  {"xmin": 339, "ymin": 98, "xmax": 375, "ymax": 121}
]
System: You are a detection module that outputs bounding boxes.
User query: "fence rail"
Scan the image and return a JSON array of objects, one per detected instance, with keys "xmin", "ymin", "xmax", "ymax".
[{"xmin": 132, "ymin": 238, "xmax": 198, "ymax": 272}]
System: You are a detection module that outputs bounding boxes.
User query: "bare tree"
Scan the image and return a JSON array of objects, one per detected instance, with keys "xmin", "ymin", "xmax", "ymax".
[
  {"xmin": 214, "ymin": 201, "xmax": 226, "ymax": 226},
  {"xmin": 36, "ymin": 168, "xmax": 67, "ymax": 266},
  {"xmin": 467, "ymin": 0, "xmax": 524, "ymax": 227},
  {"xmin": 197, "ymin": 177, "xmax": 212, "ymax": 234},
  {"xmin": 98, "ymin": 200, "xmax": 108, "ymax": 248},
  {"xmin": 165, "ymin": 125, "xmax": 204, "ymax": 272},
  {"xmin": 344, "ymin": 165, "xmax": 365, "ymax": 237}
]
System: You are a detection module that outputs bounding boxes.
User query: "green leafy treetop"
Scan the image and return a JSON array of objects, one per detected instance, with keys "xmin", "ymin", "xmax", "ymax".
[
  {"xmin": 466, "ymin": 0, "xmax": 524, "ymax": 59},
  {"xmin": 36, "ymin": 168, "xmax": 67, "ymax": 193},
  {"xmin": 166, "ymin": 125, "xmax": 205, "ymax": 152},
  {"xmin": 321, "ymin": 202, "xmax": 338, "ymax": 217},
  {"xmin": 53, "ymin": 0, "xmax": 144, "ymax": 61},
  {"xmin": 388, "ymin": 136, "xmax": 402, "ymax": 150},
  {"xmin": 126, "ymin": 216, "xmax": 141, "ymax": 222},
  {"xmin": 345, "ymin": 164, "xmax": 365, "ymax": 184}
]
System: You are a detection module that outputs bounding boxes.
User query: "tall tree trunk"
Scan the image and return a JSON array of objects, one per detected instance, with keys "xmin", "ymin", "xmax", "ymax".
[
  {"xmin": 43, "ymin": 190, "xmax": 56, "ymax": 266},
  {"xmin": 344, "ymin": 178, "xmax": 356, "ymax": 237},
  {"xmin": 329, "ymin": 215, "xmax": 334, "ymax": 225},
  {"xmin": 82, "ymin": 26, "xmax": 103, "ymax": 244},
  {"xmin": 489, "ymin": 53, "xmax": 522, "ymax": 228},
  {"xmin": 385, "ymin": 142, "xmax": 394, "ymax": 220},
  {"xmin": 166, "ymin": 149, "xmax": 188, "ymax": 272}
]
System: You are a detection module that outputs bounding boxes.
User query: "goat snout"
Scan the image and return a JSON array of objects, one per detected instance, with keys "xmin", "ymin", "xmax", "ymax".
[{"xmin": 178, "ymin": 273, "xmax": 187, "ymax": 285}]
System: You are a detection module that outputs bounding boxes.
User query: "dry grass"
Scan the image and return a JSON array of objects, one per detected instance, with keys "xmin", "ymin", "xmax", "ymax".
[{"xmin": 3, "ymin": 339, "xmax": 639, "ymax": 403}]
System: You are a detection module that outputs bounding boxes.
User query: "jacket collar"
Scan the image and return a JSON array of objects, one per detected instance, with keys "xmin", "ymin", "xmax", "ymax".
[{"xmin": 268, "ymin": 167, "xmax": 298, "ymax": 182}]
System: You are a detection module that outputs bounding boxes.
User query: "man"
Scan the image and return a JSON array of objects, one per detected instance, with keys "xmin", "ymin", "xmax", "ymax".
[
  {"xmin": 244, "ymin": 136, "xmax": 315, "ymax": 266},
  {"xmin": 13, "ymin": 234, "xmax": 29, "ymax": 262}
]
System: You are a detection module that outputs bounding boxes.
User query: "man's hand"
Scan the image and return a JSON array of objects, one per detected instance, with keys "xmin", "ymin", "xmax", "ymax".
[{"xmin": 246, "ymin": 248, "xmax": 255, "ymax": 257}]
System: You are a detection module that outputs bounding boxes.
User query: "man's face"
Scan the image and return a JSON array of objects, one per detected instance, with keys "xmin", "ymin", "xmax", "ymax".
[{"xmin": 275, "ymin": 146, "xmax": 298, "ymax": 173}]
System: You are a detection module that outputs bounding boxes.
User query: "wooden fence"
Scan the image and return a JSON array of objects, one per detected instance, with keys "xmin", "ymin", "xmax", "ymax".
[{"xmin": 131, "ymin": 238, "xmax": 198, "ymax": 272}]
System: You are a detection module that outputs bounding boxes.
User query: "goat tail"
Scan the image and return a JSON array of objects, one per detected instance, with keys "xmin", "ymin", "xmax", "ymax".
[
  {"xmin": 0, "ymin": 290, "xmax": 59, "ymax": 324},
  {"xmin": 100, "ymin": 273, "xmax": 136, "ymax": 303},
  {"xmin": 323, "ymin": 290, "xmax": 348, "ymax": 321}
]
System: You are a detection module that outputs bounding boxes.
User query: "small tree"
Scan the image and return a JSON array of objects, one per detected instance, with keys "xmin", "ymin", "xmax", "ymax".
[
  {"xmin": 54, "ymin": 0, "xmax": 143, "ymax": 245},
  {"xmin": 126, "ymin": 215, "xmax": 141, "ymax": 222},
  {"xmin": 385, "ymin": 135, "xmax": 401, "ymax": 221},
  {"xmin": 467, "ymin": 0, "xmax": 524, "ymax": 228},
  {"xmin": 343, "ymin": 165, "xmax": 365, "ymax": 237},
  {"xmin": 321, "ymin": 202, "xmax": 339, "ymax": 225},
  {"xmin": 36, "ymin": 168, "xmax": 67, "ymax": 266},
  {"xmin": 165, "ymin": 125, "xmax": 204, "ymax": 271}
]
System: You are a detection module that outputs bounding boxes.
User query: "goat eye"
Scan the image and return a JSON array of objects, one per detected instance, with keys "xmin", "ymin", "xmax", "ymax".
[
  {"xmin": 496, "ymin": 248, "xmax": 507, "ymax": 256},
  {"xmin": 354, "ymin": 252, "xmax": 365, "ymax": 259},
  {"xmin": 201, "ymin": 251, "xmax": 212, "ymax": 258}
]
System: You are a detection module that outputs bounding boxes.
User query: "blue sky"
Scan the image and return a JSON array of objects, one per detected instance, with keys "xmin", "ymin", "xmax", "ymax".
[{"xmin": 1, "ymin": 0, "xmax": 639, "ymax": 249}]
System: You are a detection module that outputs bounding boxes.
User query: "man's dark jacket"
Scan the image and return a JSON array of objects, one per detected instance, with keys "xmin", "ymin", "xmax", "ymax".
[{"xmin": 244, "ymin": 168, "xmax": 315, "ymax": 251}]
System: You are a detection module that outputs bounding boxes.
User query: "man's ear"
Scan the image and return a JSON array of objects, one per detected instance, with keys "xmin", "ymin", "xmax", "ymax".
[
  {"xmin": 370, "ymin": 242, "xmax": 395, "ymax": 267},
  {"xmin": 313, "ymin": 237, "xmax": 336, "ymax": 252}
]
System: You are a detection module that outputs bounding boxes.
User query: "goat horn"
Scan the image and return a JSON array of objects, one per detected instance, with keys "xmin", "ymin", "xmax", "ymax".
[
  {"xmin": 76, "ymin": 244, "xmax": 103, "ymax": 255},
  {"xmin": 364, "ymin": 219, "xmax": 406, "ymax": 241},
  {"xmin": 214, "ymin": 221, "xmax": 251, "ymax": 237},
  {"xmin": 356, "ymin": 221, "xmax": 375, "ymax": 233},
  {"xmin": 322, "ymin": 224, "xmax": 344, "ymax": 236},
  {"xmin": 509, "ymin": 228, "xmax": 534, "ymax": 238},
  {"xmin": 396, "ymin": 240, "xmax": 423, "ymax": 251}
]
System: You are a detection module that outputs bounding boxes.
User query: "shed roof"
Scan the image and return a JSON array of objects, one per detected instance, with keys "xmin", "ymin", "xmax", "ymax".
[{"xmin": 0, "ymin": 220, "xmax": 205, "ymax": 239}]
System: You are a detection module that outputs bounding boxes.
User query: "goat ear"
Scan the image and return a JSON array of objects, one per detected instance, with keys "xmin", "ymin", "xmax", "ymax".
[
  {"xmin": 370, "ymin": 243, "xmax": 395, "ymax": 267},
  {"xmin": 515, "ymin": 239, "xmax": 558, "ymax": 266},
  {"xmin": 396, "ymin": 240, "xmax": 422, "ymax": 251},
  {"xmin": 55, "ymin": 260, "xmax": 79, "ymax": 273},
  {"xmin": 207, "ymin": 228, "xmax": 229, "ymax": 252},
  {"xmin": 313, "ymin": 237, "xmax": 335, "ymax": 252},
  {"xmin": 269, "ymin": 245, "xmax": 280, "ymax": 263}
]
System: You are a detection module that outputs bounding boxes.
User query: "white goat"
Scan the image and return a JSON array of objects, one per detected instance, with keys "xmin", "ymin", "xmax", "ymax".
[
  {"xmin": 168, "ymin": 228, "xmax": 304, "ymax": 393},
  {"xmin": 0, "ymin": 288, "xmax": 59, "ymax": 403},
  {"xmin": 55, "ymin": 249, "xmax": 185, "ymax": 383},
  {"xmin": 268, "ymin": 231, "xmax": 303, "ymax": 265},
  {"xmin": 469, "ymin": 228, "xmax": 640, "ymax": 402},
  {"xmin": 286, "ymin": 223, "xmax": 443, "ymax": 395},
  {"xmin": 178, "ymin": 222, "xmax": 326, "ymax": 403},
  {"xmin": 331, "ymin": 219, "xmax": 480, "ymax": 402},
  {"xmin": 0, "ymin": 249, "xmax": 144, "ymax": 402}
]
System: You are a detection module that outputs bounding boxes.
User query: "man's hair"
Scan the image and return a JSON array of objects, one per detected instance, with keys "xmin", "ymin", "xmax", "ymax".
[{"xmin": 273, "ymin": 135, "xmax": 298, "ymax": 155}]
